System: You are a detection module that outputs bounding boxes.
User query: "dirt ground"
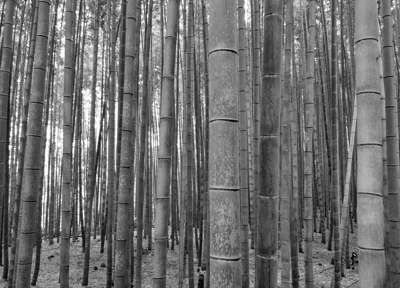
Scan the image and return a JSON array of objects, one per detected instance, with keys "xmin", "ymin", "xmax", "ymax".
[{"xmin": 0, "ymin": 226, "xmax": 359, "ymax": 288}]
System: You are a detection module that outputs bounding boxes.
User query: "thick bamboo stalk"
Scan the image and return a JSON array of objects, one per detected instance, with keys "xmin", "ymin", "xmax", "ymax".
[
  {"xmin": 15, "ymin": 1, "xmax": 51, "ymax": 286},
  {"xmin": 381, "ymin": 0, "xmax": 400, "ymax": 285},
  {"xmin": 355, "ymin": 1, "xmax": 386, "ymax": 286},
  {"xmin": 256, "ymin": 0, "xmax": 283, "ymax": 286},
  {"xmin": 208, "ymin": 1, "xmax": 242, "ymax": 286}
]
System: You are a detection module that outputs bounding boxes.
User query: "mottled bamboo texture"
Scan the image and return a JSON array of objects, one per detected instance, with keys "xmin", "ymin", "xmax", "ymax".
[
  {"xmin": 208, "ymin": 1, "xmax": 242, "ymax": 286},
  {"xmin": 153, "ymin": 0, "xmax": 179, "ymax": 287},
  {"xmin": 15, "ymin": 0, "xmax": 51, "ymax": 287},
  {"xmin": 114, "ymin": 0, "xmax": 137, "ymax": 286},
  {"xmin": 280, "ymin": 0, "xmax": 293, "ymax": 286},
  {"xmin": 382, "ymin": 0, "xmax": 400, "ymax": 286},
  {"xmin": 60, "ymin": 0, "xmax": 73, "ymax": 286},
  {"xmin": 256, "ymin": 0, "xmax": 282, "ymax": 287},
  {"xmin": 304, "ymin": 1, "xmax": 316, "ymax": 287},
  {"xmin": 238, "ymin": 0, "xmax": 249, "ymax": 287},
  {"xmin": 355, "ymin": 0, "xmax": 386, "ymax": 287}
]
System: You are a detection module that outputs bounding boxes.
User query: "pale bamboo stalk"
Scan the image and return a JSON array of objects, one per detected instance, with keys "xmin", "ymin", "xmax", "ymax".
[
  {"xmin": 355, "ymin": 1, "xmax": 386, "ymax": 286},
  {"xmin": 381, "ymin": 0, "xmax": 400, "ymax": 285},
  {"xmin": 208, "ymin": 1, "xmax": 241, "ymax": 286}
]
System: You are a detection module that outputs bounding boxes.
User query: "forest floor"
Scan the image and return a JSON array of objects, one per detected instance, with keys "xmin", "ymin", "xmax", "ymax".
[{"xmin": 0, "ymin": 225, "xmax": 359, "ymax": 288}]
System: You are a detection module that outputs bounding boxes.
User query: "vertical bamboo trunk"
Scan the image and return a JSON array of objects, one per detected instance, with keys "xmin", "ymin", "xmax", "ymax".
[
  {"xmin": 116, "ymin": 0, "xmax": 127, "ymax": 204},
  {"xmin": 125, "ymin": 0, "xmax": 135, "ymax": 284},
  {"xmin": 338, "ymin": 98, "xmax": 357, "ymax": 280},
  {"xmin": 136, "ymin": 0, "xmax": 153, "ymax": 286},
  {"xmin": 114, "ymin": 0, "xmax": 137, "ymax": 286},
  {"xmin": 355, "ymin": 1, "xmax": 386, "ymax": 287},
  {"xmin": 0, "ymin": 0, "xmax": 16, "ymax": 278},
  {"xmin": 185, "ymin": 0, "xmax": 194, "ymax": 286},
  {"xmin": 251, "ymin": 0, "xmax": 260, "ymax": 250},
  {"xmin": 290, "ymin": 23, "xmax": 299, "ymax": 287},
  {"xmin": 193, "ymin": 47, "xmax": 204, "ymax": 267},
  {"xmin": 178, "ymin": 2, "xmax": 188, "ymax": 286},
  {"xmin": 60, "ymin": 0, "xmax": 73, "ymax": 284},
  {"xmin": 200, "ymin": 2, "xmax": 210, "ymax": 286},
  {"xmin": 49, "ymin": 99, "xmax": 56, "ymax": 245},
  {"xmin": 100, "ymin": 103, "xmax": 108, "ymax": 253},
  {"xmin": 15, "ymin": 0, "xmax": 51, "ymax": 286},
  {"xmin": 238, "ymin": 0, "xmax": 249, "ymax": 287},
  {"xmin": 380, "ymin": 50, "xmax": 388, "ymax": 277},
  {"xmin": 9, "ymin": 4, "xmax": 28, "ymax": 255},
  {"xmin": 256, "ymin": 0, "xmax": 282, "ymax": 286},
  {"xmin": 208, "ymin": 1, "xmax": 242, "ymax": 286},
  {"xmin": 304, "ymin": 1, "xmax": 316, "ymax": 287},
  {"xmin": 30, "ymin": 76, "xmax": 51, "ymax": 285},
  {"xmin": 107, "ymin": 0, "xmax": 117, "ymax": 286},
  {"xmin": 2, "ymin": 65, "xmax": 10, "ymax": 280},
  {"xmin": 317, "ymin": 45, "xmax": 327, "ymax": 245},
  {"xmin": 82, "ymin": 1, "xmax": 100, "ymax": 285},
  {"xmin": 170, "ymin": 36, "xmax": 180, "ymax": 255},
  {"xmin": 381, "ymin": 0, "xmax": 400, "ymax": 285},
  {"xmin": 48, "ymin": 2, "xmax": 59, "ymax": 245},
  {"xmin": 280, "ymin": 0, "xmax": 293, "ymax": 286},
  {"xmin": 130, "ymin": 0, "xmax": 142, "ymax": 281},
  {"xmin": 330, "ymin": 0, "xmax": 341, "ymax": 285},
  {"xmin": 8, "ymin": 27, "xmax": 27, "ymax": 288},
  {"xmin": 8, "ymin": 1, "xmax": 38, "ymax": 286},
  {"xmin": 153, "ymin": 2, "xmax": 179, "ymax": 286}
]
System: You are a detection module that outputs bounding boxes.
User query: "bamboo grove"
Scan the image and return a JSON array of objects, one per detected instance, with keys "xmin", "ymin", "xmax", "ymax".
[{"xmin": 0, "ymin": 0, "xmax": 399, "ymax": 287}]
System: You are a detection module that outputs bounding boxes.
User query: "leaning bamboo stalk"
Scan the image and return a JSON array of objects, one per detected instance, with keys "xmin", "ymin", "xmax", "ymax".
[{"xmin": 338, "ymin": 97, "xmax": 357, "ymax": 276}]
